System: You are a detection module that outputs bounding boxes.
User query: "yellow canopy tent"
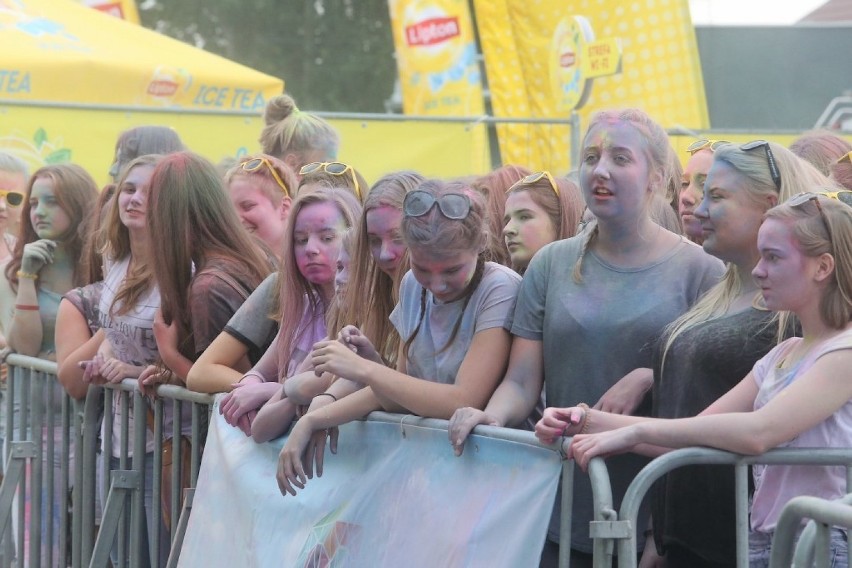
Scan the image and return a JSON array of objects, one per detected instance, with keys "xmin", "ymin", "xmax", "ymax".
[{"xmin": 0, "ymin": 0, "xmax": 283, "ymax": 184}]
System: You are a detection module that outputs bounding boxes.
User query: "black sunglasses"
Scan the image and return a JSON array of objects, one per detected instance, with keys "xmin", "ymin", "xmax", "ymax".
[
  {"xmin": 741, "ymin": 140, "xmax": 782, "ymax": 192},
  {"xmin": 403, "ymin": 190, "xmax": 471, "ymax": 220}
]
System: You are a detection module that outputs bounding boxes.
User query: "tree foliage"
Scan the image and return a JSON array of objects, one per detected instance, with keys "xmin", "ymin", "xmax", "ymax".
[{"xmin": 139, "ymin": 0, "xmax": 397, "ymax": 112}]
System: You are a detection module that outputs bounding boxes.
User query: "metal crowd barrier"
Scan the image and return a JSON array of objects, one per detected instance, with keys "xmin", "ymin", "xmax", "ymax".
[
  {"xmin": 606, "ymin": 447, "xmax": 852, "ymax": 568},
  {"xmin": 770, "ymin": 493, "xmax": 852, "ymax": 568},
  {"xmin": 91, "ymin": 379, "xmax": 213, "ymax": 568}
]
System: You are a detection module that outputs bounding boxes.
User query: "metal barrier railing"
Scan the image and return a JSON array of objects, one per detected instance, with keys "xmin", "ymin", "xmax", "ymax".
[
  {"xmin": 90, "ymin": 379, "xmax": 213, "ymax": 568},
  {"xmin": 770, "ymin": 493, "xmax": 852, "ymax": 568},
  {"xmin": 0, "ymin": 353, "xmax": 84, "ymax": 568},
  {"xmin": 608, "ymin": 447, "xmax": 852, "ymax": 568}
]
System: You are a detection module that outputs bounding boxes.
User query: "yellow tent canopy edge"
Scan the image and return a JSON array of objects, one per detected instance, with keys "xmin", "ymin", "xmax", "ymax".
[{"xmin": 0, "ymin": 0, "xmax": 283, "ymax": 111}]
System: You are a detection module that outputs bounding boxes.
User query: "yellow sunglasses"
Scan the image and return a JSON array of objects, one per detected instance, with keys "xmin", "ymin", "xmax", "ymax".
[
  {"xmin": 240, "ymin": 158, "xmax": 290, "ymax": 198},
  {"xmin": 0, "ymin": 189, "xmax": 24, "ymax": 206},
  {"xmin": 299, "ymin": 161, "xmax": 362, "ymax": 202}
]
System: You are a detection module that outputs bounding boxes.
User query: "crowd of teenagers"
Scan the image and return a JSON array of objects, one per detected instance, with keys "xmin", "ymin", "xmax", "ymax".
[{"xmin": 0, "ymin": 94, "xmax": 851, "ymax": 567}]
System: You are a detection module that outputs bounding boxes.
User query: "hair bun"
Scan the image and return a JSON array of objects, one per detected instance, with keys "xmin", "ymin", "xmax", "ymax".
[{"xmin": 264, "ymin": 94, "xmax": 298, "ymax": 126}]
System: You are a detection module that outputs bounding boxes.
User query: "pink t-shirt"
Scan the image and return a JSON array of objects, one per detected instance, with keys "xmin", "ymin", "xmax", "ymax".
[
  {"xmin": 750, "ymin": 327, "xmax": 852, "ymax": 532},
  {"xmin": 243, "ymin": 298, "xmax": 327, "ymax": 383}
]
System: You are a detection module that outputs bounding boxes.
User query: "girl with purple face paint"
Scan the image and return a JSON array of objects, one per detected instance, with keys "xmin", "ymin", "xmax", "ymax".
[
  {"xmin": 218, "ymin": 187, "xmax": 361, "ymax": 437},
  {"xmin": 502, "ymin": 171, "xmax": 584, "ymax": 274},
  {"xmin": 449, "ymin": 109, "xmax": 724, "ymax": 566},
  {"xmin": 275, "ymin": 179, "xmax": 521, "ymax": 497},
  {"xmin": 261, "ymin": 173, "xmax": 423, "ymax": 448}
]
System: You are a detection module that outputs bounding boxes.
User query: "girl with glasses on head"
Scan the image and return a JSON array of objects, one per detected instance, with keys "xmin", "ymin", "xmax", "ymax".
[
  {"xmin": 449, "ymin": 109, "xmax": 725, "ymax": 567},
  {"xmin": 224, "ymin": 153, "xmax": 297, "ymax": 257},
  {"xmin": 502, "ymin": 171, "xmax": 584, "ymax": 274},
  {"xmin": 276, "ymin": 179, "xmax": 521, "ymax": 496},
  {"xmin": 560, "ymin": 193, "xmax": 852, "ymax": 567}
]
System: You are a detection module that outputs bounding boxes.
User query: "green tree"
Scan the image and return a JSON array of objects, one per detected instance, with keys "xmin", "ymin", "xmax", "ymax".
[{"xmin": 139, "ymin": 0, "xmax": 397, "ymax": 112}]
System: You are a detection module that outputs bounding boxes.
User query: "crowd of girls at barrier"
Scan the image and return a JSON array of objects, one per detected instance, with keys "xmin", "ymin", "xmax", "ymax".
[{"xmin": 1, "ymin": 92, "xmax": 852, "ymax": 567}]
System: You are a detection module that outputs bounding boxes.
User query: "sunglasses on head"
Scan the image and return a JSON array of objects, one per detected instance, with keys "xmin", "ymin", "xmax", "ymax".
[
  {"xmin": 509, "ymin": 171, "xmax": 560, "ymax": 197},
  {"xmin": 240, "ymin": 157, "xmax": 290, "ymax": 198},
  {"xmin": 788, "ymin": 190, "xmax": 852, "ymax": 208},
  {"xmin": 741, "ymin": 140, "xmax": 782, "ymax": 192},
  {"xmin": 686, "ymin": 139, "xmax": 730, "ymax": 155},
  {"xmin": 838, "ymin": 151, "xmax": 852, "ymax": 164},
  {"xmin": 0, "ymin": 189, "xmax": 24, "ymax": 207},
  {"xmin": 299, "ymin": 161, "xmax": 362, "ymax": 202},
  {"xmin": 403, "ymin": 190, "xmax": 471, "ymax": 220}
]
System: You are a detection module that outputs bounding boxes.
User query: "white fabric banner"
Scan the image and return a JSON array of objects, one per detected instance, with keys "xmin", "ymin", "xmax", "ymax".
[{"xmin": 179, "ymin": 407, "xmax": 561, "ymax": 567}]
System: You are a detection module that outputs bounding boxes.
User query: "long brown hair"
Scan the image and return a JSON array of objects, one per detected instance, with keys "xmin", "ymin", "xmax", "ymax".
[
  {"xmin": 342, "ymin": 171, "xmax": 423, "ymax": 366},
  {"xmin": 5, "ymin": 164, "xmax": 98, "ymax": 290},
  {"xmin": 274, "ymin": 187, "xmax": 362, "ymax": 373},
  {"xmin": 103, "ymin": 155, "xmax": 162, "ymax": 316},
  {"xmin": 471, "ymin": 165, "xmax": 531, "ymax": 267},
  {"xmin": 146, "ymin": 151, "xmax": 271, "ymax": 358}
]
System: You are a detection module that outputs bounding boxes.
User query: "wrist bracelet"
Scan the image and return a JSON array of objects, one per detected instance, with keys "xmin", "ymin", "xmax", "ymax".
[
  {"xmin": 577, "ymin": 403, "xmax": 591, "ymax": 434},
  {"xmin": 15, "ymin": 304, "xmax": 39, "ymax": 311},
  {"xmin": 16, "ymin": 271, "xmax": 38, "ymax": 280},
  {"xmin": 315, "ymin": 392, "xmax": 337, "ymax": 402}
]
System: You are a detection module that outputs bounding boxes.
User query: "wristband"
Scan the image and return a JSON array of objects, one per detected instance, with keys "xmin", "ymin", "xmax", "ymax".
[
  {"xmin": 16, "ymin": 271, "xmax": 38, "ymax": 281},
  {"xmin": 15, "ymin": 304, "xmax": 39, "ymax": 311},
  {"xmin": 315, "ymin": 392, "xmax": 337, "ymax": 402}
]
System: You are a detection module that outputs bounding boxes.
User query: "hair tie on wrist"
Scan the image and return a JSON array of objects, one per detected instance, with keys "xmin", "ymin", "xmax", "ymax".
[
  {"xmin": 15, "ymin": 304, "xmax": 39, "ymax": 311},
  {"xmin": 16, "ymin": 271, "xmax": 38, "ymax": 280},
  {"xmin": 315, "ymin": 392, "xmax": 337, "ymax": 402}
]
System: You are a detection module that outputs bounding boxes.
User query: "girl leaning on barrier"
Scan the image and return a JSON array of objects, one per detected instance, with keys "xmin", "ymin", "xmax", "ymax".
[
  {"xmin": 448, "ymin": 109, "xmax": 725, "ymax": 567},
  {"xmin": 277, "ymin": 179, "xmax": 521, "ymax": 497},
  {"xmin": 546, "ymin": 190, "xmax": 852, "ymax": 568}
]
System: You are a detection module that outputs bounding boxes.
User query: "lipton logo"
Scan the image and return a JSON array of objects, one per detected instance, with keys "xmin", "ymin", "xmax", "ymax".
[
  {"xmin": 147, "ymin": 80, "xmax": 178, "ymax": 97},
  {"xmin": 405, "ymin": 17, "xmax": 460, "ymax": 46},
  {"xmin": 560, "ymin": 50, "xmax": 576, "ymax": 68}
]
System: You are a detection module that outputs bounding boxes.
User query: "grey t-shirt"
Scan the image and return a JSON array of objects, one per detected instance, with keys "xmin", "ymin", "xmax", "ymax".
[
  {"xmin": 511, "ymin": 235, "xmax": 724, "ymax": 552},
  {"xmin": 390, "ymin": 262, "xmax": 521, "ymax": 384},
  {"xmin": 223, "ymin": 273, "xmax": 279, "ymax": 365}
]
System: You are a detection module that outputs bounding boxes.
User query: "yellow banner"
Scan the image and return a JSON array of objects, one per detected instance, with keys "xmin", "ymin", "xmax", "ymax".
[
  {"xmin": 389, "ymin": 0, "xmax": 485, "ymax": 116},
  {"xmin": 0, "ymin": 104, "xmax": 491, "ymax": 189},
  {"xmin": 474, "ymin": 0, "xmax": 709, "ymax": 173},
  {"xmin": 1, "ymin": 0, "xmax": 282, "ymax": 111}
]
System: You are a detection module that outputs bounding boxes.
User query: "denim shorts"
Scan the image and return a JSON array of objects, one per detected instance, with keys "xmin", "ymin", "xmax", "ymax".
[{"xmin": 749, "ymin": 527, "xmax": 848, "ymax": 568}]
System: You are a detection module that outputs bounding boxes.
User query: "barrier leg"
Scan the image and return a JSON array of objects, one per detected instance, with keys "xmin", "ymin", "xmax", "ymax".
[
  {"xmin": 89, "ymin": 470, "xmax": 140, "ymax": 568},
  {"xmin": 165, "ymin": 488, "xmax": 194, "ymax": 568},
  {"xmin": 0, "ymin": 442, "xmax": 36, "ymax": 544}
]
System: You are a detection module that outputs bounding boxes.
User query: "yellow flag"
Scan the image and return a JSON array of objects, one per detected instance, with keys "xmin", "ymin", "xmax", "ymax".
[{"xmin": 389, "ymin": 0, "xmax": 485, "ymax": 116}]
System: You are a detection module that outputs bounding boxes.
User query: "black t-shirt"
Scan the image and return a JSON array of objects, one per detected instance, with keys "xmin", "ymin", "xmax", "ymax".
[{"xmin": 650, "ymin": 308, "xmax": 788, "ymax": 565}]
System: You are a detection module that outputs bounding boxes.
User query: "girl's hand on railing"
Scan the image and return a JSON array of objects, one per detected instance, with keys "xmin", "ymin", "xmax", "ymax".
[
  {"xmin": 535, "ymin": 406, "xmax": 586, "ymax": 444},
  {"xmin": 78, "ymin": 352, "xmax": 107, "ymax": 384},
  {"xmin": 138, "ymin": 364, "xmax": 174, "ymax": 397},
  {"xmin": 569, "ymin": 426, "xmax": 641, "ymax": 471},
  {"xmin": 220, "ymin": 382, "xmax": 272, "ymax": 428},
  {"xmin": 448, "ymin": 407, "xmax": 501, "ymax": 457},
  {"xmin": 100, "ymin": 357, "xmax": 144, "ymax": 384}
]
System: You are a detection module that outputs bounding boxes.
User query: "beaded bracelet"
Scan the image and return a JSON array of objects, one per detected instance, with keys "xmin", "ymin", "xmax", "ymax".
[{"xmin": 16, "ymin": 271, "xmax": 38, "ymax": 280}]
